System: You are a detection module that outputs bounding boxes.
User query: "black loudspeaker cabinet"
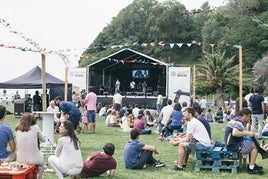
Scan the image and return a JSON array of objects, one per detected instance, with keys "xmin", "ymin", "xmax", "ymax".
[{"xmin": 14, "ymin": 103, "xmax": 25, "ymax": 117}]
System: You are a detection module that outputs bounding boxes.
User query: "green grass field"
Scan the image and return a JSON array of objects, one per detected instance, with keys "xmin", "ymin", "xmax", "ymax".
[{"xmin": 3, "ymin": 104, "xmax": 267, "ymax": 178}]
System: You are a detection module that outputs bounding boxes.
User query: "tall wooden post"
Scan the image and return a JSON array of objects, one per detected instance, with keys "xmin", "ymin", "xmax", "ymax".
[
  {"xmin": 193, "ymin": 65, "xmax": 196, "ymax": 100},
  {"xmin": 64, "ymin": 66, "xmax": 68, "ymax": 101},
  {"xmin": 41, "ymin": 54, "xmax": 47, "ymax": 111},
  {"xmin": 239, "ymin": 46, "xmax": 243, "ymax": 110}
]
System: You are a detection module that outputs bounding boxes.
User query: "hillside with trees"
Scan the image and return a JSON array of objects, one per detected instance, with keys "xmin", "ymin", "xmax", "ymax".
[{"xmin": 79, "ymin": 0, "xmax": 268, "ymax": 100}]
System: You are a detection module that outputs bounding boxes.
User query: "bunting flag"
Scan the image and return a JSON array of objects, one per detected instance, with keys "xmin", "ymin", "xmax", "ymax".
[
  {"xmin": 1, "ymin": 17, "xmax": 243, "ymax": 61},
  {"xmin": 176, "ymin": 43, "xmax": 183, "ymax": 48},
  {"xmin": 210, "ymin": 44, "xmax": 215, "ymax": 48}
]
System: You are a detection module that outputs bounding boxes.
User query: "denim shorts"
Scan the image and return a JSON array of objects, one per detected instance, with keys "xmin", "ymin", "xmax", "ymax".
[
  {"xmin": 87, "ymin": 110, "xmax": 96, "ymax": 123},
  {"xmin": 186, "ymin": 141, "xmax": 211, "ymax": 151}
]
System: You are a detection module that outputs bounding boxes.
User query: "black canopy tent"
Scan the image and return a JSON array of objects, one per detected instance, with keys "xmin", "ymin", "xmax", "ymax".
[
  {"xmin": 0, "ymin": 66, "xmax": 72, "ymax": 101},
  {"xmin": 87, "ymin": 48, "xmax": 169, "ymax": 95}
]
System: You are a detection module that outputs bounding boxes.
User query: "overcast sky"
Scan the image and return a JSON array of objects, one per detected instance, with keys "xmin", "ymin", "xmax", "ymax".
[{"xmin": 0, "ymin": 0, "xmax": 226, "ymax": 90}]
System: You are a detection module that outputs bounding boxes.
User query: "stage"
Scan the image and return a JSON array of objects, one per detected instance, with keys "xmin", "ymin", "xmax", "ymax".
[{"xmin": 97, "ymin": 94, "xmax": 167, "ymax": 107}]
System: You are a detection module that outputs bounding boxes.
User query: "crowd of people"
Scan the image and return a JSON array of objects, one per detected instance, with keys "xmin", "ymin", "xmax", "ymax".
[{"xmin": 1, "ymin": 86, "xmax": 268, "ymax": 178}]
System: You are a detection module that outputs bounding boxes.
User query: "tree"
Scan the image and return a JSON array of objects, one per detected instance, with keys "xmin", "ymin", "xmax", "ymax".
[
  {"xmin": 196, "ymin": 51, "xmax": 239, "ymax": 107},
  {"xmin": 253, "ymin": 55, "xmax": 268, "ymax": 95}
]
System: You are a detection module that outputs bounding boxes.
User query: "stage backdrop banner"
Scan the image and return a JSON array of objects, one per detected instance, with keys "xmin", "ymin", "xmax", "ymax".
[
  {"xmin": 69, "ymin": 68, "xmax": 87, "ymax": 91},
  {"xmin": 168, "ymin": 67, "xmax": 191, "ymax": 105}
]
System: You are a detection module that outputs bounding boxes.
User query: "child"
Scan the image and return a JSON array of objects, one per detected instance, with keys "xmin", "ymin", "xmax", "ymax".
[{"xmin": 82, "ymin": 105, "xmax": 88, "ymax": 132}]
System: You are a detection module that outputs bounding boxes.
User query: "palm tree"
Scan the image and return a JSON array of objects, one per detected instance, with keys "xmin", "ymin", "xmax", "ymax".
[{"xmin": 196, "ymin": 51, "xmax": 239, "ymax": 108}]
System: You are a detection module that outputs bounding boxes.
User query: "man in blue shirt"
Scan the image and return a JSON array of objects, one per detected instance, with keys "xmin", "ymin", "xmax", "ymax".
[
  {"xmin": 194, "ymin": 106, "xmax": 211, "ymax": 139},
  {"xmin": 123, "ymin": 128, "xmax": 165, "ymax": 169},
  {"xmin": 55, "ymin": 96, "xmax": 81, "ymax": 133},
  {"xmin": 0, "ymin": 105, "xmax": 16, "ymax": 161}
]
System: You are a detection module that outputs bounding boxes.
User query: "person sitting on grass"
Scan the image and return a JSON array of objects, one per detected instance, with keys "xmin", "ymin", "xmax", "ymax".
[
  {"xmin": 0, "ymin": 105, "xmax": 16, "ymax": 162},
  {"xmin": 159, "ymin": 103, "xmax": 183, "ymax": 140},
  {"xmin": 170, "ymin": 107, "xmax": 211, "ymax": 171},
  {"xmin": 80, "ymin": 143, "xmax": 117, "ymax": 178},
  {"xmin": 105, "ymin": 110, "xmax": 120, "ymax": 127},
  {"xmin": 261, "ymin": 120, "xmax": 268, "ymax": 137},
  {"xmin": 123, "ymin": 128, "xmax": 165, "ymax": 169},
  {"xmin": 134, "ymin": 114, "xmax": 151, "ymax": 134},
  {"xmin": 119, "ymin": 112, "xmax": 132, "ymax": 132},
  {"xmin": 224, "ymin": 108, "xmax": 264, "ymax": 175},
  {"xmin": 48, "ymin": 121, "xmax": 83, "ymax": 179}
]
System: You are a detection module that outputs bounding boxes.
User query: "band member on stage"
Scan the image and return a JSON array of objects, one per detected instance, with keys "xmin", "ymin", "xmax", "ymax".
[
  {"xmin": 130, "ymin": 80, "xmax": 136, "ymax": 94},
  {"xmin": 115, "ymin": 79, "xmax": 120, "ymax": 93}
]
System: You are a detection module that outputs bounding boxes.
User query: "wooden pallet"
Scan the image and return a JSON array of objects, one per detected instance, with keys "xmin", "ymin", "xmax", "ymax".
[{"xmin": 195, "ymin": 159, "xmax": 239, "ymax": 173}]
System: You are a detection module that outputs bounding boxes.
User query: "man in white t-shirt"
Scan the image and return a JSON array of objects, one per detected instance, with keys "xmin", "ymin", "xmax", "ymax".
[
  {"xmin": 113, "ymin": 91, "xmax": 122, "ymax": 112},
  {"xmin": 170, "ymin": 107, "xmax": 211, "ymax": 171},
  {"xmin": 130, "ymin": 81, "xmax": 136, "ymax": 94},
  {"xmin": 157, "ymin": 99, "xmax": 173, "ymax": 134},
  {"xmin": 132, "ymin": 104, "xmax": 140, "ymax": 119}
]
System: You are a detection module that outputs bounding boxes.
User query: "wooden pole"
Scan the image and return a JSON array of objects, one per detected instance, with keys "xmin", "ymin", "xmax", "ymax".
[
  {"xmin": 41, "ymin": 54, "xmax": 47, "ymax": 111},
  {"xmin": 64, "ymin": 66, "xmax": 68, "ymax": 101},
  {"xmin": 239, "ymin": 46, "xmax": 243, "ymax": 110},
  {"xmin": 193, "ymin": 65, "xmax": 196, "ymax": 100}
]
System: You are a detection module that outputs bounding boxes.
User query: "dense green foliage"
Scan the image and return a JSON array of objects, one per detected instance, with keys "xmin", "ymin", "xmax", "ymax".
[{"xmin": 79, "ymin": 0, "xmax": 268, "ymax": 97}]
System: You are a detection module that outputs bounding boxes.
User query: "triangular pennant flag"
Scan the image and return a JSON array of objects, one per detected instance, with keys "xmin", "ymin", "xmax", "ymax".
[
  {"xmin": 210, "ymin": 44, "xmax": 215, "ymax": 48},
  {"xmin": 158, "ymin": 41, "xmax": 165, "ymax": 47},
  {"xmin": 176, "ymin": 43, "xmax": 183, "ymax": 48},
  {"xmin": 187, "ymin": 43, "xmax": 192, "ymax": 47},
  {"xmin": 150, "ymin": 42, "xmax": 156, "ymax": 47},
  {"xmin": 170, "ymin": 43, "xmax": 175, "ymax": 48}
]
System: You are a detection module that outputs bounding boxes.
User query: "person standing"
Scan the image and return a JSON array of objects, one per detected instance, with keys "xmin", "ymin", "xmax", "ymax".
[
  {"xmin": 142, "ymin": 81, "xmax": 147, "ymax": 95},
  {"xmin": 15, "ymin": 113, "xmax": 46, "ymax": 179},
  {"xmin": 85, "ymin": 87, "xmax": 97, "ymax": 134},
  {"xmin": 80, "ymin": 143, "xmax": 117, "ymax": 178},
  {"xmin": 130, "ymin": 80, "xmax": 136, "ymax": 95},
  {"xmin": 156, "ymin": 92, "xmax": 163, "ymax": 114},
  {"xmin": 249, "ymin": 87, "xmax": 265, "ymax": 139},
  {"xmin": 0, "ymin": 105, "xmax": 16, "ymax": 161},
  {"xmin": 14, "ymin": 90, "xmax": 21, "ymax": 99},
  {"xmin": 55, "ymin": 96, "xmax": 82, "ymax": 134},
  {"xmin": 115, "ymin": 79, "xmax": 120, "ymax": 93},
  {"xmin": 112, "ymin": 91, "xmax": 122, "ymax": 112},
  {"xmin": 123, "ymin": 128, "xmax": 165, "ymax": 169},
  {"xmin": 48, "ymin": 121, "xmax": 83, "ymax": 179},
  {"xmin": 33, "ymin": 90, "xmax": 42, "ymax": 111},
  {"xmin": 199, "ymin": 96, "xmax": 207, "ymax": 113}
]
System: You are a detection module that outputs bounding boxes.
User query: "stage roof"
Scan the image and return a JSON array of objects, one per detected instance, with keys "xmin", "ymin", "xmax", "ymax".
[{"xmin": 87, "ymin": 48, "xmax": 169, "ymax": 69}]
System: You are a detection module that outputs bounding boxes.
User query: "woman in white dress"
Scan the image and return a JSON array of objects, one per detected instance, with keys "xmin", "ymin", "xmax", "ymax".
[
  {"xmin": 48, "ymin": 120, "xmax": 83, "ymax": 179},
  {"xmin": 15, "ymin": 113, "xmax": 46, "ymax": 179}
]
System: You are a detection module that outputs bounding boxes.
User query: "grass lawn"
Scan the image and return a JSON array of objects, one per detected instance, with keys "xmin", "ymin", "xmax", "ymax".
[{"xmin": 3, "ymin": 104, "xmax": 268, "ymax": 178}]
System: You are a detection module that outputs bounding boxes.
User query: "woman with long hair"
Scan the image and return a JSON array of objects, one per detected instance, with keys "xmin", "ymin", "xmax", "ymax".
[
  {"xmin": 15, "ymin": 113, "xmax": 46, "ymax": 179},
  {"xmin": 48, "ymin": 120, "xmax": 83, "ymax": 179}
]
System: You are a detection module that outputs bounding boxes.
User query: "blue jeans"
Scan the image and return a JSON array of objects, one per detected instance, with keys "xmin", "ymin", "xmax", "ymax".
[{"xmin": 164, "ymin": 124, "xmax": 182, "ymax": 137}]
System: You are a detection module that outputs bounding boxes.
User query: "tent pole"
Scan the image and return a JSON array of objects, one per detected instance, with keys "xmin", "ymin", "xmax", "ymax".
[
  {"xmin": 64, "ymin": 67, "xmax": 68, "ymax": 101},
  {"xmin": 41, "ymin": 54, "xmax": 47, "ymax": 111}
]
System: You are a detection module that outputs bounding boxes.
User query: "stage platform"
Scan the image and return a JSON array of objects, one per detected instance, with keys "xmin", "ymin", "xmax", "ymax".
[{"xmin": 97, "ymin": 94, "xmax": 167, "ymax": 107}]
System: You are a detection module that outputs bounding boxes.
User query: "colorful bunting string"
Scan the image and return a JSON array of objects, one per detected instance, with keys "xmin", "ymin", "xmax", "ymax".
[{"xmin": 1, "ymin": 17, "xmax": 242, "ymax": 61}]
